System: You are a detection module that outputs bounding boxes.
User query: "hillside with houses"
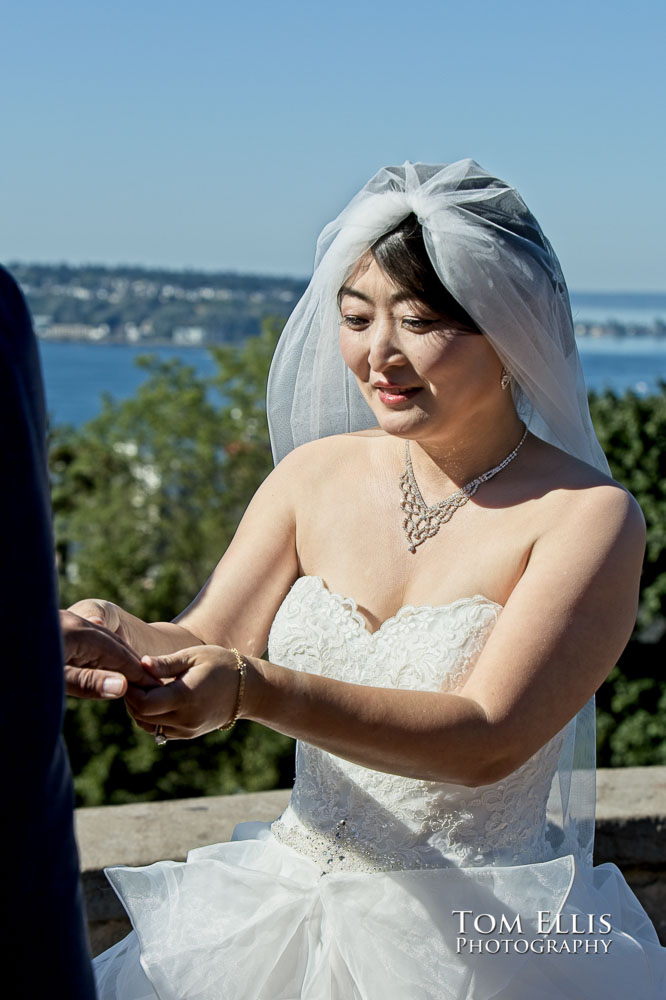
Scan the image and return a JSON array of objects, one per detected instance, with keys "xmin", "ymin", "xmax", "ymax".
[{"xmin": 8, "ymin": 262, "xmax": 307, "ymax": 345}]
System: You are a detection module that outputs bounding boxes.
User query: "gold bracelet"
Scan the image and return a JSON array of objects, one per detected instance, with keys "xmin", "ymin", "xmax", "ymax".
[{"xmin": 218, "ymin": 648, "xmax": 247, "ymax": 732}]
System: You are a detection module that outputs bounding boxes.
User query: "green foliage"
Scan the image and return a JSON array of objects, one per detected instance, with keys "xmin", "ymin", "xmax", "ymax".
[
  {"xmin": 52, "ymin": 318, "xmax": 295, "ymax": 805},
  {"xmin": 589, "ymin": 383, "xmax": 666, "ymax": 765}
]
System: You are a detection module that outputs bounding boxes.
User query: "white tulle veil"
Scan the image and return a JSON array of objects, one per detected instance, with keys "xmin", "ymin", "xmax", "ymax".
[{"xmin": 267, "ymin": 159, "xmax": 605, "ymax": 866}]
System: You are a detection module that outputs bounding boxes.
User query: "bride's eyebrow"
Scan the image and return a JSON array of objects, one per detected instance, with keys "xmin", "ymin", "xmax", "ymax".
[
  {"xmin": 339, "ymin": 285, "xmax": 371, "ymax": 303},
  {"xmin": 339, "ymin": 285, "xmax": 421, "ymax": 306}
]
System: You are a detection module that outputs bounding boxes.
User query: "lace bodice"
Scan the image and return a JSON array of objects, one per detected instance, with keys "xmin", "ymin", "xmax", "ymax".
[{"xmin": 268, "ymin": 576, "xmax": 565, "ymax": 875}]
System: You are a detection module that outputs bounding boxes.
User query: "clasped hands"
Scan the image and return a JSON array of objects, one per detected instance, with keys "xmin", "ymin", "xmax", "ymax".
[
  {"xmin": 129, "ymin": 646, "xmax": 246, "ymax": 739},
  {"xmin": 62, "ymin": 601, "xmax": 247, "ymax": 739}
]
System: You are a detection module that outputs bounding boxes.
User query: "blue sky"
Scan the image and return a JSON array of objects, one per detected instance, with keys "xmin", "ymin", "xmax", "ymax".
[{"xmin": 1, "ymin": 0, "xmax": 664, "ymax": 289}]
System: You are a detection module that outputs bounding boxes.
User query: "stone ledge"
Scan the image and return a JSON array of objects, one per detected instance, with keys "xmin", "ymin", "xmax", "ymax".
[
  {"xmin": 595, "ymin": 766, "xmax": 666, "ymax": 867},
  {"xmin": 78, "ymin": 767, "xmax": 666, "ymax": 955},
  {"xmin": 77, "ymin": 788, "xmax": 291, "ymax": 955}
]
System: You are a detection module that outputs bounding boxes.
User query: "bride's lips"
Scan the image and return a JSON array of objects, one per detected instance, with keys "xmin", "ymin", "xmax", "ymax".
[{"xmin": 373, "ymin": 382, "xmax": 422, "ymax": 406}]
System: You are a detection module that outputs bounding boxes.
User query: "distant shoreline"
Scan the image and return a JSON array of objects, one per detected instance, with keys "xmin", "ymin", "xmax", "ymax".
[{"xmin": 10, "ymin": 261, "xmax": 666, "ymax": 346}]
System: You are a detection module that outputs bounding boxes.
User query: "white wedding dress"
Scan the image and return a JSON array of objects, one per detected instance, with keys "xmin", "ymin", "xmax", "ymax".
[{"xmin": 94, "ymin": 575, "xmax": 666, "ymax": 999}]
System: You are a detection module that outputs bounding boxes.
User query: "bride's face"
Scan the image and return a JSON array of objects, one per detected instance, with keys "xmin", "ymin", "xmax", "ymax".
[{"xmin": 338, "ymin": 256, "xmax": 506, "ymax": 442}]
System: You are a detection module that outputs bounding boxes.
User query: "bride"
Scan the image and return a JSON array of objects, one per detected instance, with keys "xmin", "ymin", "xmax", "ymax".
[{"xmin": 82, "ymin": 161, "xmax": 665, "ymax": 998}]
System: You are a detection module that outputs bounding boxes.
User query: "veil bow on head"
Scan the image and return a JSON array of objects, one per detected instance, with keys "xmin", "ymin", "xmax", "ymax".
[
  {"xmin": 268, "ymin": 160, "xmax": 608, "ymax": 476},
  {"xmin": 267, "ymin": 159, "xmax": 606, "ymax": 866}
]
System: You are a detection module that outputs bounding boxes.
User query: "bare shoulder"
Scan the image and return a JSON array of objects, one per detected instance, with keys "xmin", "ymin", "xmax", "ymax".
[
  {"xmin": 573, "ymin": 478, "xmax": 645, "ymax": 537},
  {"xmin": 273, "ymin": 429, "xmax": 386, "ymax": 484},
  {"xmin": 527, "ymin": 438, "xmax": 645, "ymax": 556}
]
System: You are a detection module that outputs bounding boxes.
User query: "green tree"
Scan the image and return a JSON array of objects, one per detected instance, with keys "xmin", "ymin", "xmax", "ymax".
[
  {"xmin": 52, "ymin": 318, "xmax": 295, "ymax": 805},
  {"xmin": 589, "ymin": 384, "xmax": 666, "ymax": 766}
]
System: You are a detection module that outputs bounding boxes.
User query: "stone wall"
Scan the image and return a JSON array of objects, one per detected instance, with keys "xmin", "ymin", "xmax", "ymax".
[{"xmin": 77, "ymin": 767, "xmax": 666, "ymax": 958}]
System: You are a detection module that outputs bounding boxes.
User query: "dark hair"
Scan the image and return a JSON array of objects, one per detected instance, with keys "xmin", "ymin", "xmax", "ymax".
[{"xmin": 368, "ymin": 213, "xmax": 481, "ymax": 332}]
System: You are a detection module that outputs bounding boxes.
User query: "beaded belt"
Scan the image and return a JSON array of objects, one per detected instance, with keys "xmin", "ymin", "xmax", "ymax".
[{"xmin": 270, "ymin": 815, "xmax": 447, "ymax": 876}]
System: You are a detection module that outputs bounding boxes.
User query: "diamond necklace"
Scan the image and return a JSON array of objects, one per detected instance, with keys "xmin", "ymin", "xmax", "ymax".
[{"xmin": 399, "ymin": 425, "xmax": 528, "ymax": 553}]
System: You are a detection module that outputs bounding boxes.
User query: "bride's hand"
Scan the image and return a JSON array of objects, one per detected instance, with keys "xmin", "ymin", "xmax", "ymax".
[
  {"xmin": 67, "ymin": 598, "xmax": 125, "ymax": 637},
  {"xmin": 125, "ymin": 646, "xmax": 247, "ymax": 739}
]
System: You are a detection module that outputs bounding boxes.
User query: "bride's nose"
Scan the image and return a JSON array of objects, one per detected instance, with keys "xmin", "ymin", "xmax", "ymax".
[{"xmin": 366, "ymin": 317, "xmax": 405, "ymax": 371}]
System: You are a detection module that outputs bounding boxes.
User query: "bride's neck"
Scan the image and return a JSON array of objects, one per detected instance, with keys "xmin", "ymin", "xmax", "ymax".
[{"xmin": 407, "ymin": 410, "xmax": 526, "ymax": 496}]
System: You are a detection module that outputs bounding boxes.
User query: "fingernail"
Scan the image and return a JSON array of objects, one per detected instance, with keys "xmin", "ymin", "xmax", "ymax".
[{"xmin": 102, "ymin": 677, "xmax": 124, "ymax": 696}]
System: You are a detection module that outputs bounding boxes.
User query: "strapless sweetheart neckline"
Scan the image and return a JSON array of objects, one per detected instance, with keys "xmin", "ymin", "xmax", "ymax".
[{"xmin": 297, "ymin": 574, "xmax": 503, "ymax": 638}]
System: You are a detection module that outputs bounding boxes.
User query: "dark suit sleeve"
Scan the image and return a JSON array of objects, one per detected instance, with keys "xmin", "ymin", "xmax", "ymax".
[{"xmin": 0, "ymin": 267, "xmax": 97, "ymax": 998}]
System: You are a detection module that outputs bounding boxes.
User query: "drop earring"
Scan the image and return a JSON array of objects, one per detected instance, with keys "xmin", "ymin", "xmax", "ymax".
[{"xmin": 500, "ymin": 367, "xmax": 511, "ymax": 390}]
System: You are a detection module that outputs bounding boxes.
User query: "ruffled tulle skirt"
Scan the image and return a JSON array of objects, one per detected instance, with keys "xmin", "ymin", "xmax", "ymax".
[{"xmin": 94, "ymin": 821, "xmax": 666, "ymax": 999}]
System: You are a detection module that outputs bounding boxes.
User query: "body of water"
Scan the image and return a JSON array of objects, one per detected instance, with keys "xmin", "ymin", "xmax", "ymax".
[
  {"xmin": 39, "ymin": 342, "xmax": 219, "ymax": 426},
  {"xmin": 38, "ymin": 337, "xmax": 666, "ymax": 428},
  {"xmin": 569, "ymin": 292, "xmax": 666, "ymax": 327}
]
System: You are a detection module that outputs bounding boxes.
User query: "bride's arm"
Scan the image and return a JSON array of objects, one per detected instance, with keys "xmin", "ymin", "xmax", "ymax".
[
  {"xmin": 67, "ymin": 449, "xmax": 301, "ymax": 658},
  {"xmin": 129, "ymin": 482, "xmax": 644, "ymax": 787}
]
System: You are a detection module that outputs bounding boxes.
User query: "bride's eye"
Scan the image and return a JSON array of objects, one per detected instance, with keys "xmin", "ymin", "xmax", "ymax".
[
  {"xmin": 402, "ymin": 316, "xmax": 437, "ymax": 331},
  {"xmin": 341, "ymin": 315, "xmax": 369, "ymax": 330}
]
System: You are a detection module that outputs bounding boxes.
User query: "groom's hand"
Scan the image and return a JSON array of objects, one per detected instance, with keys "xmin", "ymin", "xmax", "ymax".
[{"xmin": 61, "ymin": 610, "xmax": 155, "ymax": 699}]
